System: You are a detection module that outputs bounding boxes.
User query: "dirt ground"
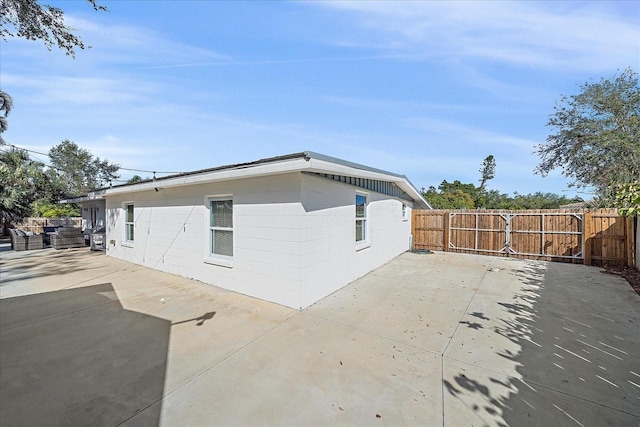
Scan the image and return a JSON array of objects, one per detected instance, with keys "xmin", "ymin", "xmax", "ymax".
[{"xmin": 604, "ymin": 265, "xmax": 640, "ymax": 296}]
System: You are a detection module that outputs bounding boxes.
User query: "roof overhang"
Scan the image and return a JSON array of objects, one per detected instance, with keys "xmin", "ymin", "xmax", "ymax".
[
  {"xmin": 59, "ymin": 190, "xmax": 107, "ymax": 204},
  {"xmin": 87, "ymin": 152, "xmax": 432, "ymax": 209}
]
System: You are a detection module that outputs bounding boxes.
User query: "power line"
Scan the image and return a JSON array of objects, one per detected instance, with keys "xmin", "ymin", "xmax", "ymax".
[
  {"xmin": 2, "ymin": 143, "xmax": 184, "ymax": 176},
  {"xmin": 119, "ymin": 166, "xmax": 184, "ymax": 175}
]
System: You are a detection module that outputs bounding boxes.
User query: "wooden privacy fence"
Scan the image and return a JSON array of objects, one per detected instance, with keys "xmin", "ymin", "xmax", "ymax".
[{"xmin": 412, "ymin": 209, "xmax": 635, "ymax": 267}]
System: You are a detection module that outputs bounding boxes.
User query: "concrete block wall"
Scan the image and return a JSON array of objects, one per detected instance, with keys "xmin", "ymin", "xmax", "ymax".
[
  {"xmin": 106, "ymin": 172, "xmax": 414, "ymax": 309},
  {"xmin": 106, "ymin": 174, "xmax": 303, "ymax": 308},
  {"xmin": 299, "ymin": 173, "xmax": 413, "ymax": 307}
]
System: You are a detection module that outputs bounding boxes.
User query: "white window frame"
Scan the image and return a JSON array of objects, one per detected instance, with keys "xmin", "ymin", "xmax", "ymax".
[
  {"xmin": 124, "ymin": 202, "xmax": 134, "ymax": 244},
  {"xmin": 205, "ymin": 195, "xmax": 234, "ymax": 267},
  {"xmin": 355, "ymin": 192, "xmax": 369, "ymax": 249},
  {"xmin": 402, "ymin": 203, "xmax": 408, "ymax": 221}
]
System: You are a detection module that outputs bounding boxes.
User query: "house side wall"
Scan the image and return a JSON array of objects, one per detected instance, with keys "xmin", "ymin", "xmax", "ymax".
[
  {"xmin": 80, "ymin": 200, "xmax": 106, "ymax": 230},
  {"xmin": 298, "ymin": 173, "xmax": 413, "ymax": 308},
  {"xmin": 105, "ymin": 174, "xmax": 304, "ymax": 308},
  {"xmin": 105, "ymin": 172, "xmax": 414, "ymax": 309}
]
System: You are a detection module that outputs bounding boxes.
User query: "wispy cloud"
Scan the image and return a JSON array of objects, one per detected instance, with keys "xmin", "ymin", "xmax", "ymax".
[
  {"xmin": 406, "ymin": 117, "xmax": 538, "ymax": 150},
  {"xmin": 4, "ymin": 74, "xmax": 148, "ymax": 105},
  {"xmin": 64, "ymin": 16, "xmax": 230, "ymax": 67},
  {"xmin": 314, "ymin": 1, "xmax": 639, "ymax": 71}
]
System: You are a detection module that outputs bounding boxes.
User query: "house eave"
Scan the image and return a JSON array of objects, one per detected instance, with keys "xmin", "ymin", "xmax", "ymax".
[
  {"xmin": 89, "ymin": 151, "xmax": 431, "ymax": 209},
  {"xmin": 59, "ymin": 190, "xmax": 107, "ymax": 204}
]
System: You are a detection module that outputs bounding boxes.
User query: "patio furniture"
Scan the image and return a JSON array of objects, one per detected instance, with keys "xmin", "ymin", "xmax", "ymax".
[
  {"xmin": 9, "ymin": 228, "xmax": 44, "ymax": 251},
  {"xmin": 89, "ymin": 232, "xmax": 106, "ymax": 251},
  {"xmin": 51, "ymin": 227, "xmax": 86, "ymax": 249},
  {"xmin": 42, "ymin": 226, "xmax": 62, "ymax": 245},
  {"xmin": 88, "ymin": 224, "xmax": 106, "ymax": 251}
]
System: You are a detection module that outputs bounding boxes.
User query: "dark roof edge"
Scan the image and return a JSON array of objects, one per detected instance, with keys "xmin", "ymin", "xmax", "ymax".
[
  {"xmin": 305, "ymin": 151, "xmax": 430, "ymax": 208},
  {"xmin": 92, "ymin": 150, "xmax": 430, "ymax": 207},
  {"xmin": 99, "ymin": 152, "xmax": 311, "ymax": 191},
  {"xmin": 305, "ymin": 151, "xmax": 405, "ymax": 179},
  {"xmin": 102, "ymin": 151, "xmax": 409, "ymax": 192}
]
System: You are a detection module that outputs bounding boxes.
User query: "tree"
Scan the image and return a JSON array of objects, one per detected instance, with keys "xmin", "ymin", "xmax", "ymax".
[
  {"xmin": 438, "ymin": 179, "xmax": 484, "ymax": 208},
  {"xmin": 422, "ymin": 180, "xmax": 582, "ymax": 210},
  {"xmin": 510, "ymin": 192, "xmax": 582, "ymax": 210},
  {"xmin": 35, "ymin": 202, "xmax": 80, "ymax": 218},
  {"xmin": 535, "ymin": 68, "xmax": 640, "ymax": 200},
  {"xmin": 613, "ymin": 181, "xmax": 640, "ymax": 217},
  {"xmin": 423, "ymin": 188, "xmax": 475, "ymax": 210},
  {"xmin": 478, "ymin": 155, "xmax": 496, "ymax": 190},
  {"xmin": 127, "ymin": 175, "xmax": 144, "ymax": 183},
  {"xmin": 0, "ymin": 90, "xmax": 12, "ymax": 144},
  {"xmin": 0, "ymin": 146, "xmax": 48, "ymax": 225},
  {"xmin": 1, "ymin": 1, "xmax": 106, "ymax": 143},
  {"xmin": 48, "ymin": 139, "xmax": 119, "ymax": 198},
  {"xmin": 0, "ymin": 0, "xmax": 106, "ymax": 57}
]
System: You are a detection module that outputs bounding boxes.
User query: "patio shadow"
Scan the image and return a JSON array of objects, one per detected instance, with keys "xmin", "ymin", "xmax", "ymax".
[
  {"xmin": 0, "ymin": 283, "xmax": 169, "ymax": 426},
  {"xmin": 444, "ymin": 261, "xmax": 640, "ymax": 426}
]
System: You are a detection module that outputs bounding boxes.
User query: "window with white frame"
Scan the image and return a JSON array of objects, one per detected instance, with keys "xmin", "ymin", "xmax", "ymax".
[
  {"xmin": 124, "ymin": 203, "xmax": 134, "ymax": 241},
  {"xmin": 355, "ymin": 193, "xmax": 367, "ymax": 243},
  {"xmin": 209, "ymin": 199, "xmax": 233, "ymax": 257},
  {"xmin": 402, "ymin": 203, "xmax": 408, "ymax": 221}
]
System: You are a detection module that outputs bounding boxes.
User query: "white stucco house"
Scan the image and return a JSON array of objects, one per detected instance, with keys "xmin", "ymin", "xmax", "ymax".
[
  {"xmin": 60, "ymin": 193, "xmax": 106, "ymax": 234},
  {"xmin": 78, "ymin": 152, "xmax": 431, "ymax": 309}
]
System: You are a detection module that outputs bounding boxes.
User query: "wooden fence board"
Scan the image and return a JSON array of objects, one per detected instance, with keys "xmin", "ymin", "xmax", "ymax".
[{"xmin": 412, "ymin": 209, "xmax": 635, "ymax": 267}]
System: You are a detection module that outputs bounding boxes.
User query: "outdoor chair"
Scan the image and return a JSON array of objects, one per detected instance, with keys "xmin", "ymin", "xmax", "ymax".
[
  {"xmin": 42, "ymin": 226, "xmax": 62, "ymax": 245},
  {"xmin": 9, "ymin": 228, "xmax": 44, "ymax": 251}
]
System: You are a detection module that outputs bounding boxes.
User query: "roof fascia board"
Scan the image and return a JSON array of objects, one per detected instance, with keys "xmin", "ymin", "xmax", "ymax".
[
  {"xmin": 99, "ymin": 153, "xmax": 432, "ymax": 208},
  {"xmin": 307, "ymin": 158, "xmax": 430, "ymax": 208},
  {"xmin": 305, "ymin": 151, "xmax": 405, "ymax": 179},
  {"xmin": 103, "ymin": 158, "xmax": 311, "ymax": 196},
  {"xmin": 59, "ymin": 190, "xmax": 107, "ymax": 204},
  {"xmin": 306, "ymin": 158, "xmax": 406, "ymax": 182},
  {"xmin": 104, "ymin": 157, "xmax": 409, "ymax": 196}
]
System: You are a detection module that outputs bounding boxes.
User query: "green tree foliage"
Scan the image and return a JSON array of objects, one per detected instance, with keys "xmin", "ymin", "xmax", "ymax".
[
  {"xmin": 535, "ymin": 68, "xmax": 640, "ymax": 200},
  {"xmin": 423, "ymin": 185, "xmax": 475, "ymax": 209},
  {"xmin": 34, "ymin": 201, "xmax": 80, "ymax": 217},
  {"xmin": 424, "ymin": 155, "xmax": 583, "ymax": 209},
  {"xmin": 478, "ymin": 155, "xmax": 496, "ymax": 190},
  {"xmin": 48, "ymin": 140, "xmax": 119, "ymax": 198},
  {"xmin": 509, "ymin": 192, "xmax": 582, "ymax": 210},
  {"xmin": 0, "ymin": 0, "xmax": 106, "ymax": 57},
  {"xmin": 423, "ymin": 182, "xmax": 582, "ymax": 210},
  {"xmin": 613, "ymin": 181, "xmax": 640, "ymax": 217},
  {"xmin": 1, "ymin": 1, "xmax": 106, "ymax": 144},
  {"xmin": 127, "ymin": 175, "xmax": 144, "ymax": 183},
  {"xmin": 0, "ymin": 91, "xmax": 12, "ymax": 143},
  {"xmin": 0, "ymin": 146, "xmax": 48, "ymax": 223}
]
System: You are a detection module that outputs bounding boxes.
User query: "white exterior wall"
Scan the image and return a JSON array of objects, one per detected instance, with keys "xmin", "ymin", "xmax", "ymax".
[
  {"xmin": 299, "ymin": 173, "xmax": 413, "ymax": 307},
  {"xmin": 105, "ymin": 172, "xmax": 414, "ymax": 309},
  {"xmin": 80, "ymin": 200, "xmax": 106, "ymax": 231}
]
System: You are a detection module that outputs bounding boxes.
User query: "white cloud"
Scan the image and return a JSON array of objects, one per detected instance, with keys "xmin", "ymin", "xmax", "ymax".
[
  {"xmin": 405, "ymin": 117, "xmax": 537, "ymax": 150},
  {"xmin": 64, "ymin": 16, "xmax": 231, "ymax": 67},
  {"xmin": 314, "ymin": 1, "xmax": 639, "ymax": 71},
  {"xmin": 4, "ymin": 74, "xmax": 147, "ymax": 105}
]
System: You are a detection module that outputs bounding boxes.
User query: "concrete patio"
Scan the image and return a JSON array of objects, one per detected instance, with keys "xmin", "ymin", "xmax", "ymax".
[{"xmin": 1, "ymin": 247, "xmax": 638, "ymax": 426}]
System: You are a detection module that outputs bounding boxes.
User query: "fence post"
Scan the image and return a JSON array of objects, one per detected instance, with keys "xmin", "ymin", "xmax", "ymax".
[
  {"xmin": 443, "ymin": 212, "xmax": 450, "ymax": 252},
  {"xmin": 584, "ymin": 211, "xmax": 592, "ymax": 266},
  {"xmin": 626, "ymin": 216, "xmax": 635, "ymax": 267},
  {"xmin": 411, "ymin": 209, "xmax": 417, "ymax": 251}
]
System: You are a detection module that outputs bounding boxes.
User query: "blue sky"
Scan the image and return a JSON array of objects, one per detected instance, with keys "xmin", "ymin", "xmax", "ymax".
[{"xmin": 2, "ymin": 1, "xmax": 639, "ymax": 197}]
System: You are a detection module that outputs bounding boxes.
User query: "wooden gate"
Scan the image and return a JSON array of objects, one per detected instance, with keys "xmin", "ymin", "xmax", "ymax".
[{"xmin": 412, "ymin": 209, "xmax": 635, "ymax": 267}]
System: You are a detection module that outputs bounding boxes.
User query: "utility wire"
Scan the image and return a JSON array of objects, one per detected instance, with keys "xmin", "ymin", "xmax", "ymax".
[{"xmin": 2, "ymin": 143, "xmax": 184, "ymax": 175}]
